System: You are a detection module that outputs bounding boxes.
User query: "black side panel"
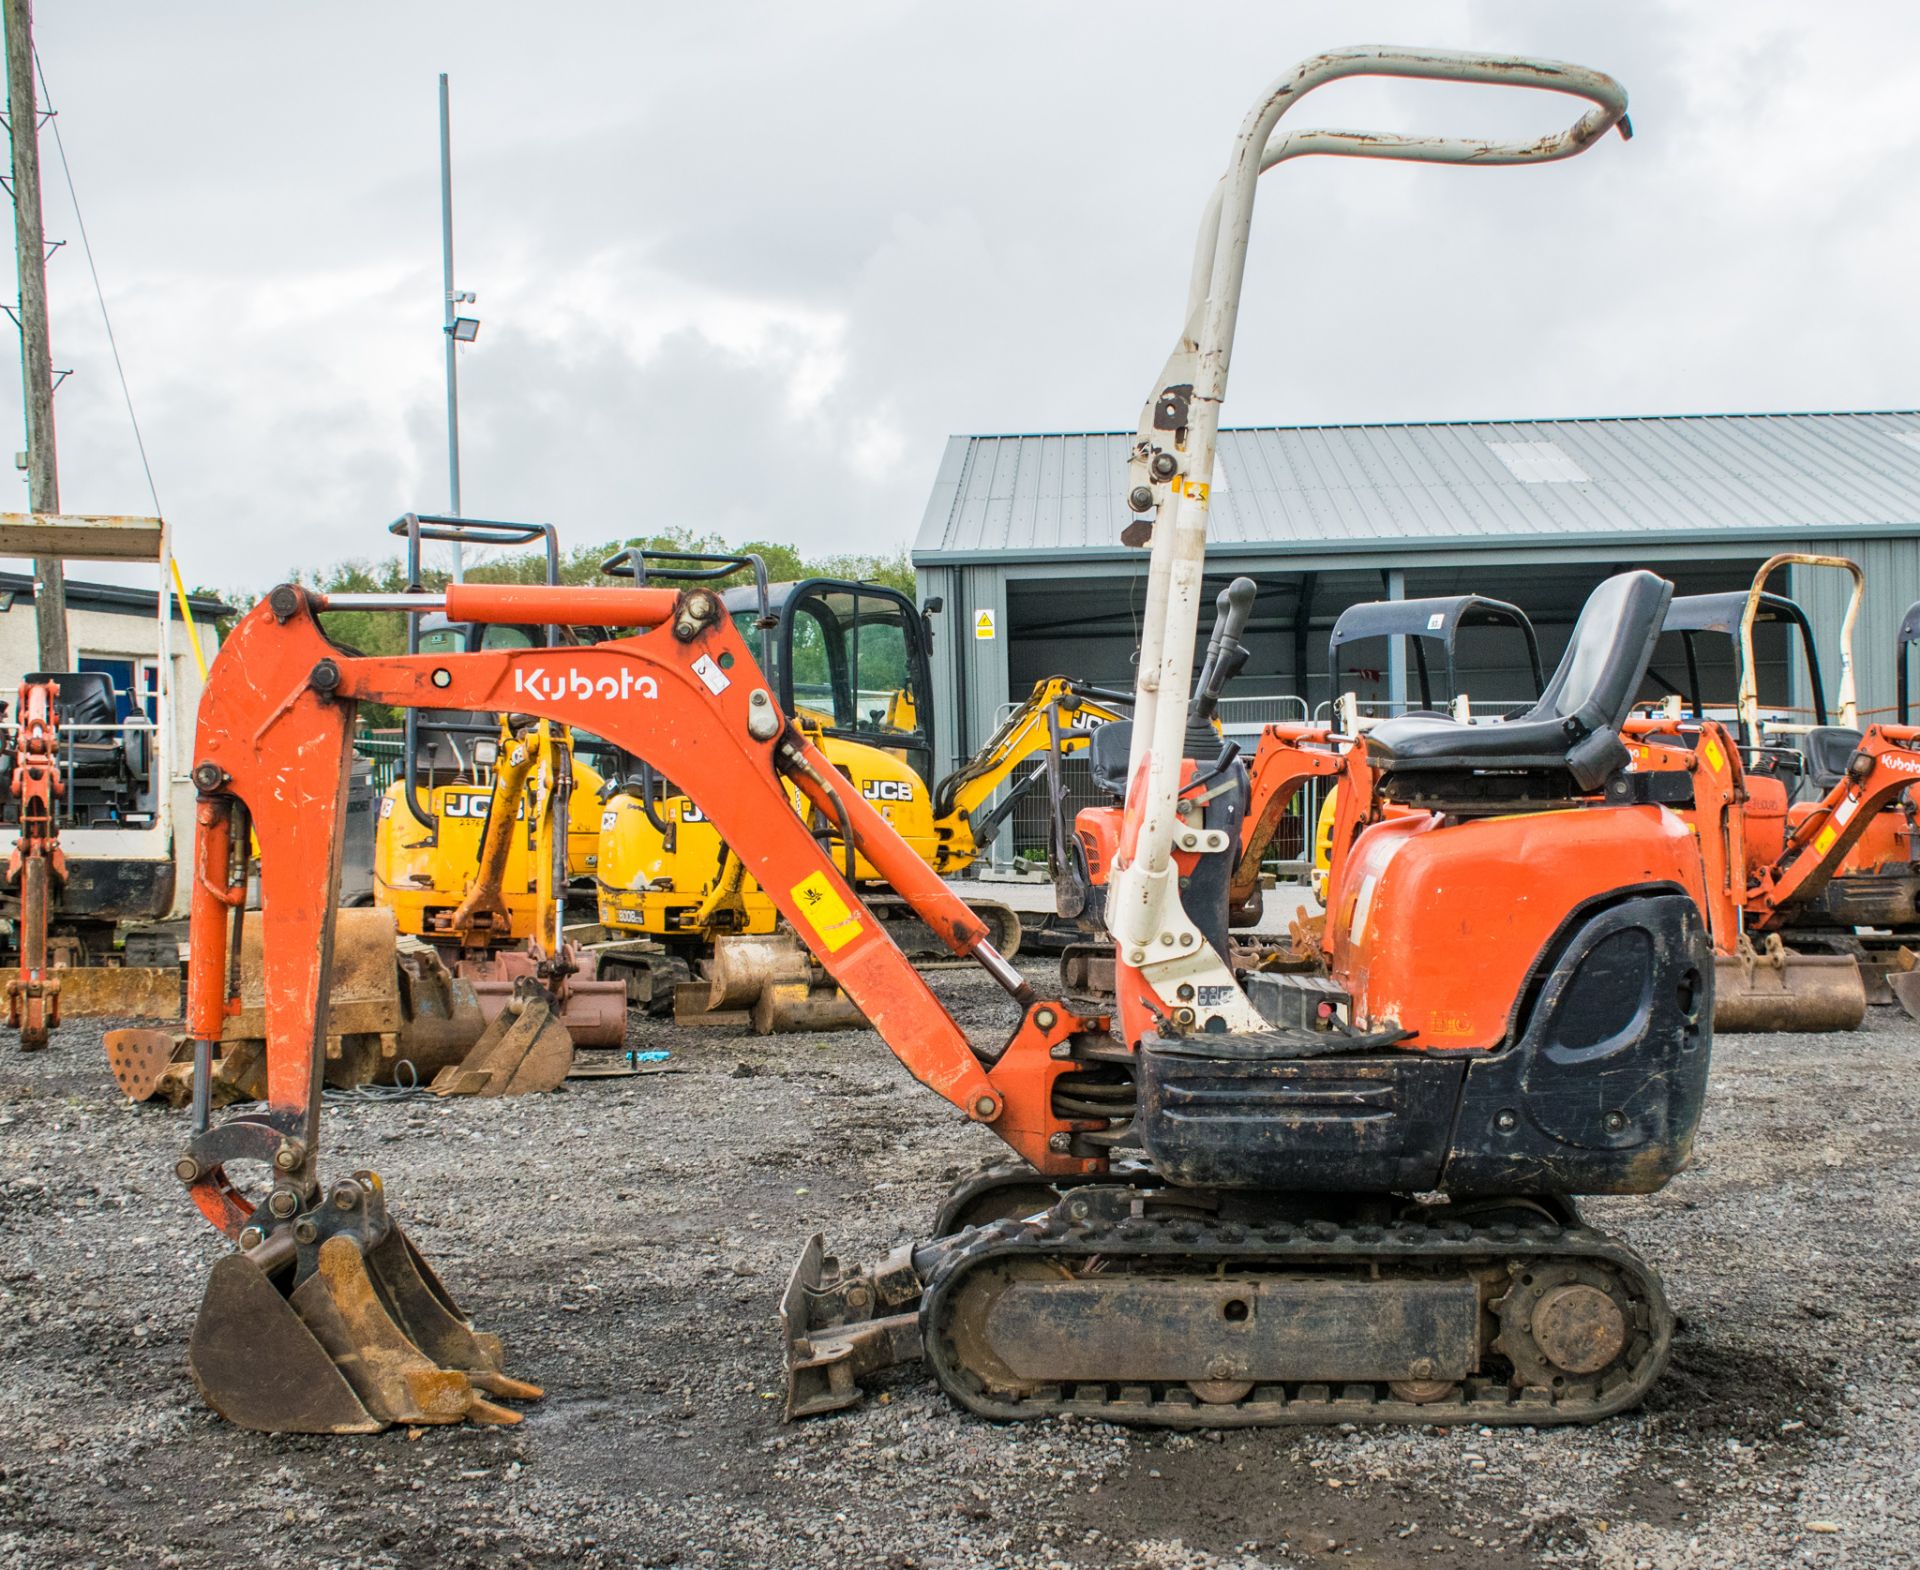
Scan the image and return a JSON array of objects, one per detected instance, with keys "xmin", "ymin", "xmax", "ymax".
[
  {"xmin": 1138, "ymin": 1043, "xmax": 1466, "ymax": 1191},
  {"xmin": 1444, "ymin": 892, "xmax": 1711, "ymax": 1197}
]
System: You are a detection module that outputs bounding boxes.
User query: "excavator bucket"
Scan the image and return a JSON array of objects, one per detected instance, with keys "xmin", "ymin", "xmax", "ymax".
[
  {"xmin": 1888, "ymin": 948, "xmax": 1920, "ymax": 1021},
  {"xmin": 456, "ymin": 941, "xmax": 628, "ymax": 1047},
  {"xmin": 188, "ymin": 1177, "xmax": 542, "ymax": 1434},
  {"xmin": 226, "ymin": 908, "xmax": 413, "ymax": 1088},
  {"xmin": 429, "ymin": 980, "xmax": 574, "ymax": 1096},
  {"xmin": 1714, "ymin": 934, "xmax": 1867, "ymax": 1033},
  {"xmin": 103, "ymin": 1025, "xmax": 182, "ymax": 1101},
  {"xmin": 680, "ymin": 932, "xmax": 864, "ymax": 1034},
  {"xmin": 55, "ymin": 965, "xmax": 182, "ymax": 1021},
  {"xmin": 219, "ymin": 913, "xmax": 499, "ymax": 1090}
]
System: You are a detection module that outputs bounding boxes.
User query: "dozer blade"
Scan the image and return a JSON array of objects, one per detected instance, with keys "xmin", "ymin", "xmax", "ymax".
[
  {"xmin": 779, "ymin": 1233, "xmax": 925, "ymax": 1420},
  {"xmin": 102, "ymin": 1026, "xmax": 184, "ymax": 1101},
  {"xmin": 430, "ymin": 980, "xmax": 573, "ymax": 1097},
  {"xmin": 189, "ymin": 1215, "xmax": 541, "ymax": 1434},
  {"xmin": 1714, "ymin": 936, "xmax": 1866, "ymax": 1033},
  {"xmin": 58, "ymin": 966, "xmax": 182, "ymax": 1020}
]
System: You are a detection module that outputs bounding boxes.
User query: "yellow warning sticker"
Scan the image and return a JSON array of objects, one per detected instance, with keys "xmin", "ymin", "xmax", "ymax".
[
  {"xmin": 789, "ymin": 871, "xmax": 864, "ymax": 952},
  {"xmin": 1702, "ymin": 737, "xmax": 1725, "ymax": 773},
  {"xmin": 1814, "ymin": 825, "xmax": 1837, "ymax": 856}
]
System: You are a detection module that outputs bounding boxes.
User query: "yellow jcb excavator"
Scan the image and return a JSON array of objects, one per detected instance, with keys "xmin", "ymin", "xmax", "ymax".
[
  {"xmin": 590, "ymin": 550, "xmax": 1128, "ymax": 1023},
  {"xmin": 369, "ymin": 515, "xmax": 625, "ymax": 1046}
]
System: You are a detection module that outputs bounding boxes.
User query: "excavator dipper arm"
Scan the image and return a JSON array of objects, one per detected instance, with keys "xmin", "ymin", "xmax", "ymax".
[
  {"xmin": 181, "ymin": 584, "xmax": 1103, "ymax": 1235},
  {"xmin": 176, "ymin": 581, "xmax": 1110, "ymax": 1433},
  {"xmin": 1748, "ymin": 724, "xmax": 1920, "ymax": 923}
]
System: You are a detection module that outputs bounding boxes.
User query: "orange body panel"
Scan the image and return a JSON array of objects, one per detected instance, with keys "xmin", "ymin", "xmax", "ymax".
[
  {"xmin": 1328, "ymin": 805, "xmax": 1706, "ymax": 1051},
  {"xmin": 1784, "ymin": 793, "xmax": 1911, "ymax": 877}
]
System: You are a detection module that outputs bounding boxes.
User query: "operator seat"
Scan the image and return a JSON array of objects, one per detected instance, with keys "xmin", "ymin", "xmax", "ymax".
[
  {"xmin": 1801, "ymin": 725, "xmax": 1863, "ymax": 793},
  {"xmin": 1365, "ymin": 571, "xmax": 1674, "ymax": 799},
  {"xmin": 24, "ymin": 671, "xmax": 125, "ymax": 774}
]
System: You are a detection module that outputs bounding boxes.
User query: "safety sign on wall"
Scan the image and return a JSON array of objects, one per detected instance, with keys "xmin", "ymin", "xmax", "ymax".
[{"xmin": 973, "ymin": 609, "xmax": 996, "ymax": 640}]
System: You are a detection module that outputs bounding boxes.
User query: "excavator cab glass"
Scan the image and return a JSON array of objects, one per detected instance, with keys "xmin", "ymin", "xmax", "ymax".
[{"xmin": 730, "ymin": 579, "xmax": 936, "ymax": 787}]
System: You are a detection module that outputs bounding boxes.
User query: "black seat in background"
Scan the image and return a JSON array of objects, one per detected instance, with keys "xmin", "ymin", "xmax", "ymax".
[
  {"xmin": 1803, "ymin": 725, "xmax": 1862, "ymax": 792},
  {"xmin": 28, "ymin": 670, "xmax": 117, "ymax": 731},
  {"xmin": 1088, "ymin": 719, "xmax": 1132, "ymax": 796},
  {"xmin": 1365, "ymin": 571, "xmax": 1675, "ymax": 795},
  {"xmin": 24, "ymin": 670, "xmax": 130, "ymax": 782}
]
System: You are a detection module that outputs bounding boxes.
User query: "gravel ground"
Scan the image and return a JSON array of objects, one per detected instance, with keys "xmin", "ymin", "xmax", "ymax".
[{"xmin": 2, "ymin": 968, "xmax": 1917, "ymax": 1570}]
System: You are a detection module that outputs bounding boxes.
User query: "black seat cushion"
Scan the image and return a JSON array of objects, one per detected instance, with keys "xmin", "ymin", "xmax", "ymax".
[
  {"xmin": 1365, "ymin": 571, "xmax": 1674, "ymax": 793},
  {"xmin": 23, "ymin": 671, "xmax": 127, "ymax": 781},
  {"xmin": 1803, "ymin": 726, "xmax": 1861, "ymax": 791},
  {"xmin": 27, "ymin": 670, "xmax": 117, "ymax": 729},
  {"xmin": 1088, "ymin": 719, "xmax": 1132, "ymax": 797}
]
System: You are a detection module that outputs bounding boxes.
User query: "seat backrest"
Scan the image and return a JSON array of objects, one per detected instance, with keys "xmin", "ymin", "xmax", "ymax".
[
  {"xmin": 1528, "ymin": 571, "xmax": 1674, "ymax": 739},
  {"xmin": 1802, "ymin": 725, "xmax": 1862, "ymax": 791},
  {"xmin": 25, "ymin": 670, "xmax": 118, "ymax": 732},
  {"xmin": 1087, "ymin": 720, "xmax": 1132, "ymax": 797}
]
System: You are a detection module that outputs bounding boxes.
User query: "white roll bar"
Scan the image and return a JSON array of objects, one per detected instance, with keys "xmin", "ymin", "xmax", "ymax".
[{"xmin": 1109, "ymin": 47, "xmax": 1629, "ymax": 1019}]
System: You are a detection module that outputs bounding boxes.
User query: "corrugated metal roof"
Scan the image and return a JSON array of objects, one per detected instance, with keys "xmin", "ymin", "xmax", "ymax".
[{"xmin": 913, "ymin": 411, "xmax": 1920, "ymax": 563}]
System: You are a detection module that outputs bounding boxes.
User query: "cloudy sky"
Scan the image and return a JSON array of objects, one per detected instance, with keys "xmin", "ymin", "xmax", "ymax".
[{"xmin": 4, "ymin": 2, "xmax": 1917, "ymax": 597}]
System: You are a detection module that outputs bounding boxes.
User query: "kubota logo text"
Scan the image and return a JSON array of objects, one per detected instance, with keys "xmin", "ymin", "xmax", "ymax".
[
  {"xmin": 1884, "ymin": 750, "xmax": 1920, "ymax": 775},
  {"xmin": 512, "ymin": 666, "xmax": 659, "ymax": 703}
]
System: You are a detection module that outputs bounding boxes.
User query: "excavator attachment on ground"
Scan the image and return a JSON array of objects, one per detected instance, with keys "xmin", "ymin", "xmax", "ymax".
[
  {"xmin": 107, "ymin": 908, "xmax": 571, "ymax": 1104},
  {"xmin": 187, "ymin": 1172, "xmax": 542, "ymax": 1432},
  {"xmin": 1712, "ymin": 933, "xmax": 1865, "ymax": 1033}
]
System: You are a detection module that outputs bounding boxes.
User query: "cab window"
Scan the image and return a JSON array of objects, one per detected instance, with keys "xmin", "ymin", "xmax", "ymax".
[{"xmin": 783, "ymin": 588, "xmax": 931, "ymax": 766}]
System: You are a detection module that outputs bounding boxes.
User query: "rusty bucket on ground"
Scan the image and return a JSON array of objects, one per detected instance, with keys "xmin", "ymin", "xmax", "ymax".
[
  {"xmin": 109, "ymin": 909, "xmax": 578, "ymax": 1102},
  {"xmin": 675, "ymin": 931, "xmax": 864, "ymax": 1034},
  {"xmin": 187, "ymin": 1171, "xmax": 541, "ymax": 1433},
  {"xmin": 454, "ymin": 939, "xmax": 627, "ymax": 1048},
  {"xmin": 1713, "ymin": 934, "xmax": 1867, "ymax": 1033}
]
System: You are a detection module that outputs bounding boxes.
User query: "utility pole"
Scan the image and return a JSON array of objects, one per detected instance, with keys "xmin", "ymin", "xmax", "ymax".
[
  {"xmin": 4, "ymin": 0, "xmax": 65, "ymax": 670},
  {"xmin": 439, "ymin": 72, "xmax": 463, "ymax": 582}
]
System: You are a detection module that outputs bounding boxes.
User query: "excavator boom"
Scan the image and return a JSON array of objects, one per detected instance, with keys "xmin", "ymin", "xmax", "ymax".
[{"xmin": 176, "ymin": 578, "xmax": 1113, "ymax": 1431}]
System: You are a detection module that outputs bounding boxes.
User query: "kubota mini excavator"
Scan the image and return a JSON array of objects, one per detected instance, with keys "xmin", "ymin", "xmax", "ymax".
[{"xmin": 170, "ymin": 48, "xmax": 1705, "ymax": 1436}]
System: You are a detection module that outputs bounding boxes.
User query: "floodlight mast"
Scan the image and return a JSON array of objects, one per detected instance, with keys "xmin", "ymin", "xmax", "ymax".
[{"xmin": 1109, "ymin": 46, "xmax": 1630, "ymax": 1020}]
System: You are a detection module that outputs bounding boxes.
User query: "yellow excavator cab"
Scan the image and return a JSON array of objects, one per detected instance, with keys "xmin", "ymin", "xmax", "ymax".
[{"xmin": 593, "ymin": 568, "xmax": 1112, "ymax": 986}]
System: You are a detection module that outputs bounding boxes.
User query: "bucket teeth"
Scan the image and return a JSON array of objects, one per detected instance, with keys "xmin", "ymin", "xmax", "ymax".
[{"xmin": 188, "ymin": 1216, "xmax": 539, "ymax": 1434}]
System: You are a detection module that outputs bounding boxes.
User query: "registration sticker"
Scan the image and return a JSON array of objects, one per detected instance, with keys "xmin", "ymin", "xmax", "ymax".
[
  {"xmin": 691, "ymin": 654, "xmax": 731, "ymax": 695},
  {"xmin": 789, "ymin": 871, "xmax": 864, "ymax": 952}
]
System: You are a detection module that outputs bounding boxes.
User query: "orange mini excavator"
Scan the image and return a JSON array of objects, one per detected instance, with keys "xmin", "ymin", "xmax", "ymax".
[{"xmin": 171, "ymin": 49, "xmax": 1686, "ymax": 1435}]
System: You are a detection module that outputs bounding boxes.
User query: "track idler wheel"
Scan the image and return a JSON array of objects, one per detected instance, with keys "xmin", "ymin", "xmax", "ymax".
[{"xmin": 188, "ymin": 1173, "xmax": 541, "ymax": 1434}]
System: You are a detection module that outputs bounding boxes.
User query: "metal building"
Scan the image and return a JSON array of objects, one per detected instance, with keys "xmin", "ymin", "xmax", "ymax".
[{"xmin": 914, "ymin": 412, "xmax": 1920, "ymax": 804}]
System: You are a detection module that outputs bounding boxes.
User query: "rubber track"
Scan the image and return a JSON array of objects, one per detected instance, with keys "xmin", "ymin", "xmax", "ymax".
[{"xmin": 920, "ymin": 1202, "xmax": 1671, "ymax": 1429}]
